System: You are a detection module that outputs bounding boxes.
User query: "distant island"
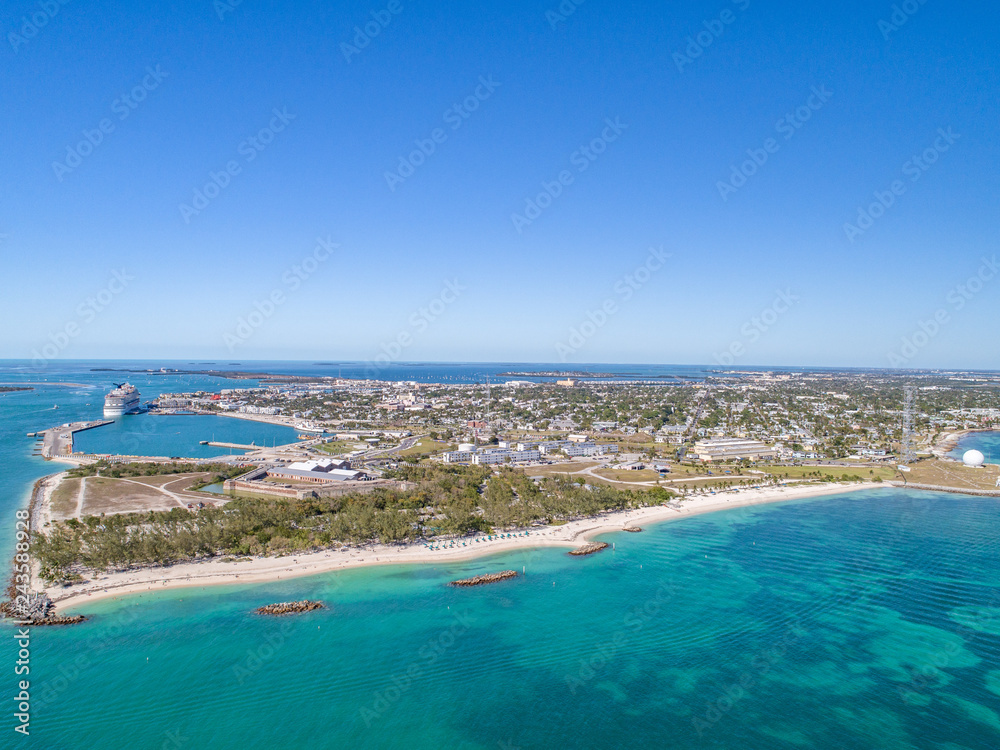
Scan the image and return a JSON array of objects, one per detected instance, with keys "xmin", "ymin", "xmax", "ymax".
[
  {"xmin": 498, "ymin": 371, "xmax": 700, "ymax": 379},
  {"xmin": 0, "ymin": 386, "xmax": 32, "ymax": 393},
  {"xmin": 498, "ymin": 371, "xmax": 623, "ymax": 378},
  {"xmin": 90, "ymin": 367, "xmax": 312, "ymax": 382}
]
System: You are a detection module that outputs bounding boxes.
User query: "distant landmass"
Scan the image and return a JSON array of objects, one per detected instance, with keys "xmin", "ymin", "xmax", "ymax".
[
  {"xmin": 499, "ymin": 371, "xmax": 623, "ymax": 378},
  {"xmin": 90, "ymin": 367, "xmax": 318, "ymax": 382},
  {"xmin": 498, "ymin": 371, "xmax": 702, "ymax": 379}
]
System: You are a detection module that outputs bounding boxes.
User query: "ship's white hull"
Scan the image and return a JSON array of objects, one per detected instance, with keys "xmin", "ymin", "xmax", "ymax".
[{"xmin": 104, "ymin": 399, "xmax": 141, "ymax": 417}]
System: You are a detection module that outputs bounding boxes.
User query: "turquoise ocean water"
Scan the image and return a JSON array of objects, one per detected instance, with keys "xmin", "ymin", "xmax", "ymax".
[
  {"xmin": 951, "ymin": 432, "xmax": 1000, "ymax": 464},
  {"xmin": 72, "ymin": 414, "xmax": 301, "ymax": 459},
  {"xmin": 2, "ymin": 363, "xmax": 1000, "ymax": 748}
]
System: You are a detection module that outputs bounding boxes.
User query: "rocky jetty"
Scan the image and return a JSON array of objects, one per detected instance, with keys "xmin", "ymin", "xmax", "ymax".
[
  {"xmin": 569, "ymin": 542, "xmax": 610, "ymax": 556},
  {"xmin": 29, "ymin": 615, "xmax": 87, "ymax": 626},
  {"xmin": 450, "ymin": 570, "xmax": 519, "ymax": 587},
  {"xmin": 255, "ymin": 600, "xmax": 325, "ymax": 616},
  {"xmin": 623, "ymin": 526, "xmax": 643, "ymax": 533},
  {"xmin": 1, "ymin": 593, "xmax": 86, "ymax": 625}
]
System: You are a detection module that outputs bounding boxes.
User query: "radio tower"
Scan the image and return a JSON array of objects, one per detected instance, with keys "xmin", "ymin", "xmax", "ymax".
[
  {"xmin": 902, "ymin": 386, "xmax": 917, "ymax": 464},
  {"xmin": 486, "ymin": 376, "xmax": 492, "ymax": 433}
]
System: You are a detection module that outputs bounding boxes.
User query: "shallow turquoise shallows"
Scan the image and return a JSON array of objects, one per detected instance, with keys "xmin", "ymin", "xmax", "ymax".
[{"xmin": 2, "ymin": 364, "xmax": 999, "ymax": 749}]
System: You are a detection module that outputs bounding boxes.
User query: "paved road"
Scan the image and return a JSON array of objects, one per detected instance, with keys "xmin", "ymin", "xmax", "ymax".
[{"xmin": 363, "ymin": 434, "xmax": 423, "ymax": 460}]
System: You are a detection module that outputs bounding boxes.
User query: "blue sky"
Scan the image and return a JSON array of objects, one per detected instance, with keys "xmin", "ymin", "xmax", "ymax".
[{"xmin": 2, "ymin": 0, "xmax": 998, "ymax": 368}]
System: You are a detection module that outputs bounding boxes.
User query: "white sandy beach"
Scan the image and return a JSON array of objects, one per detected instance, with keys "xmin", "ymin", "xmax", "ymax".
[{"xmin": 45, "ymin": 481, "xmax": 883, "ymax": 613}]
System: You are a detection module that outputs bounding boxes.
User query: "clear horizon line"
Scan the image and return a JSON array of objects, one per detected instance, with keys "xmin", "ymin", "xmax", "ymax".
[{"xmin": 0, "ymin": 357, "xmax": 998, "ymax": 374}]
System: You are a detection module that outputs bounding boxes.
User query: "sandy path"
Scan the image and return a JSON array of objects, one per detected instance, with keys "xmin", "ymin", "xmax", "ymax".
[
  {"xmin": 118, "ymin": 477, "xmax": 189, "ymax": 509},
  {"xmin": 74, "ymin": 476, "xmax": 87, "ymax": 519}
]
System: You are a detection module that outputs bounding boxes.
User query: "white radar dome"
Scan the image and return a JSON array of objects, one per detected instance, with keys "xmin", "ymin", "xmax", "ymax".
[{"xmin": 963, "ymin": 449, "xmax": 985, "ymax": 468}]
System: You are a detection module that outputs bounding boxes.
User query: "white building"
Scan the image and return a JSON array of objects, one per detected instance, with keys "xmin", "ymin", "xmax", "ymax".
[
  {"xmin": 692, "ymin": 438, "xmax": 776, "ymax": 462},
  {"xmin": 537, "ymin": 441, "xmax": 618, "ymax": 457},
  {"xmin": 565, "ymin": 443, "xmax": 618, "ymax": 457},
  {"xmin": 464, "ymin": 448, "xmax": 542, "ymax": 465},
  {"xmin": 239, "ymin": 405, "xmax": 281, "ymax": 415},
  {"xmin": 472, "ymin": 449, "xmax": 511, "ymax": 465},
  {"xmin": 510, "ymin": 449, "xmax": 541, "ymax": 463}
]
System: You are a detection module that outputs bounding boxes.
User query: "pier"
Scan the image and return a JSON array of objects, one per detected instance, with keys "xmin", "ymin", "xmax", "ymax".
[
  {"xmin": 38, "ymin": 420, "xmax": 113, "ymax": 458},
  {"xmin": 200, "ymin": 441, "xmax": 259, "ymax": 451}
]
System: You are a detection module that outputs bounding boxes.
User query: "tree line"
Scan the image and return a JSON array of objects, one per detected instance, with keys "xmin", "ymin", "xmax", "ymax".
[{"xmin": 33, "ymin": 463, "xmax": 673, "ymax": 583}]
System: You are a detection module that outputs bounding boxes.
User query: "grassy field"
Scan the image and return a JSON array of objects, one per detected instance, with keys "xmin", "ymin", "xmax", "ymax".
[
  {"xmin": 49, "ymin": 477, "xmax": 81, "ymax": 519},
  {"xmin": 666, "ymin": 477, "xmax": 755, "ymax": 491},
  {"xmin": 670, "ymin": 464, "xmax": 741, "ymax": 476},
  {"xmin": 49, "ymin": 473, "xmax": 228, "ymax": 520},
  {"xmin": 48, "ymin": 468, "xmax": 259, "ymax": 520},
  {"xmin": 524, "ymin": 461, "xmax": 600, "ymax": 478},
  {"xmin": 593, "ymin": 468, "xmax": 662, "ymax": 483},
  {"xmin": 907, "ymin": 459, "xmax": 1000, "ymax": 491},
  {"xmin": 80, "ymin": 477, "xmax": 180, "ymax": 516},
  {"xmin": 756, "ymin": 465, "xmax": 897, "ymax": 481},
  {"xmin": 398, "ymin": 438, "xmax": 455, "ymax": 457},
  {"xmin": 660, "ymin": 463, "xmax": 898, "ymax": 492},
  {"xmin": 126, "ymin": 473, "xmax": 214, "ymax": 489},
  {"xmin": 315, "ymin": 441, "xmax": 362, "ymax": 455}
]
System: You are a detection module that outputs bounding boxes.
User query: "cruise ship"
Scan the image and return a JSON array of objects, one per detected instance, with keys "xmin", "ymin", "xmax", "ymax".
[{"xmin": 104, "ymin": 383, "xmax": 142, "ymax": 416}]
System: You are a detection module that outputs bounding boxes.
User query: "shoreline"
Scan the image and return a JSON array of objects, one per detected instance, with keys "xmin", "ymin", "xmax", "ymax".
[
  {"xmin": 932, "ymin": 428, "xmax": 996, "ymax": 458},
  {"xmin": 47, "ymin": 481, "xmax": 883, "ymax": 613}
]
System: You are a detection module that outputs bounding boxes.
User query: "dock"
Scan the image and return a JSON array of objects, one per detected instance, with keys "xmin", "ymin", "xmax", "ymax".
[
  {"xmin": 200, "ymin": 441, "xmax": 259, "ymax": 451},
  {"xmin": 38, "ymin": 420, "xmax": 113, "ymax": 458}
]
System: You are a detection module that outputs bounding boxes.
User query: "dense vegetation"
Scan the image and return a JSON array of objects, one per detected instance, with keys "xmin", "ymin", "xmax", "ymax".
[
  {"xmin": 33, "ymin": 464, "xmax": 673, "ymax": 583},
  {"xmin": 68, "ymin": 461, "xmax": 249, "ymax": 481}
]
